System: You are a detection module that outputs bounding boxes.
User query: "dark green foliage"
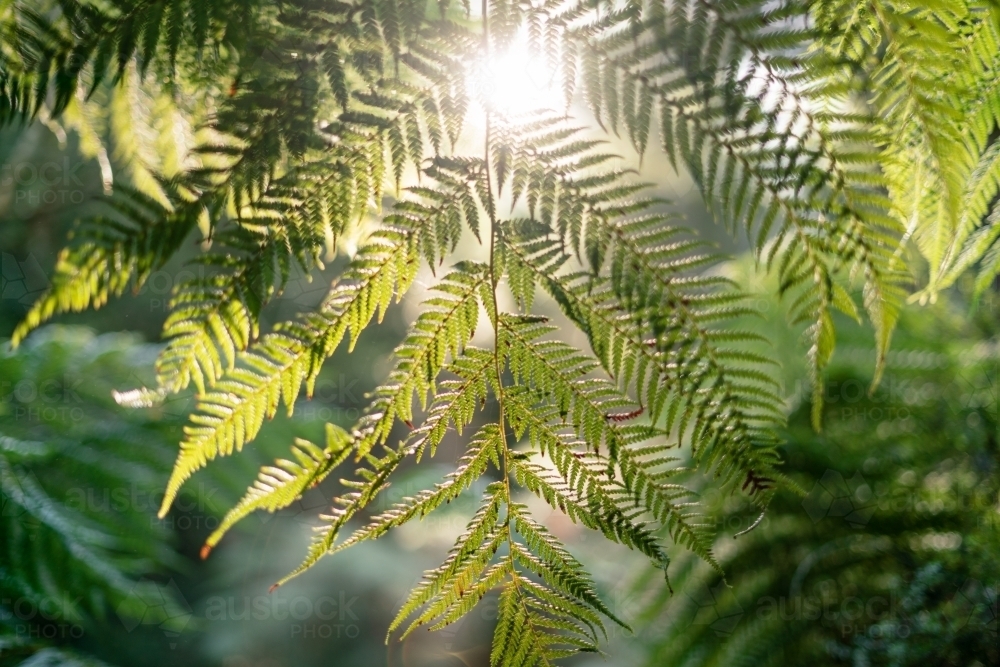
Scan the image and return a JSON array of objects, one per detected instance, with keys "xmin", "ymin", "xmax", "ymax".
[
  {"xmin": 4, "ymin": 0, "xmax": 999, "ymax": 663},
  {"xmin": 635, "ymin": 295, "xmax": 999, "ymax": 666},
  {"xmin": 0, "ymin": 328, "xmax": 188, "ymax": 661}
]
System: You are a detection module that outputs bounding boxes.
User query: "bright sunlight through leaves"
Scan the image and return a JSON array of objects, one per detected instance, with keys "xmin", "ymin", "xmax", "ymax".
[{"xmin": 466, "ymin": 29, "xmax": 563, "ymax": 117}]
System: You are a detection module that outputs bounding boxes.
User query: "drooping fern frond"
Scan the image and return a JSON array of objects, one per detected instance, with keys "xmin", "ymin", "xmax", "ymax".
[
  {"xmin": 8, "ymin": 0, "xmax": 997, "ymax": 662},
  {"xmin": 158, "ymin": 219, "xmax": 421, "ymax": 514},
  {"xmin": 385, "ymin": 466, "xmax": 630, "ymax": 663},
  {"xmin": 150, "ymin": 145, "xmax": 387, "ymax": 396},
  {"xmin": 491, "ymin": 118, "xmax": 785, "ymax": 498},
  {"xmin": 201, "ymin": 424, "xmax": 352, "ymax": 557},
  {"xmin": 10, "ymin": 185, "xmax": 200, "ymax": 346},
  {"xmin": 542, "ymin": 0, "xmax": 910, "ymax": 414},
  {"xmin": 812, "ymin": 1, "xmax": 998, "ymax": 298}
]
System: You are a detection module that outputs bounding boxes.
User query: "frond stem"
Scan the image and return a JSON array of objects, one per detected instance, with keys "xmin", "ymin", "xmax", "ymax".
[{"xmin": 480, "ymin": 0, "xmax": 516, "ymax": 578}]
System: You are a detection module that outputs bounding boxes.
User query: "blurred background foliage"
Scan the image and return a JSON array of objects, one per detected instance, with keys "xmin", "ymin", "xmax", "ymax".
[
  {"xmin": 631, "ymin": 285, "xmax": 1000, "ymax": 667},
  {"xmin": 1, "ymin": 105, "xmax": 997, "ymax": 667}
]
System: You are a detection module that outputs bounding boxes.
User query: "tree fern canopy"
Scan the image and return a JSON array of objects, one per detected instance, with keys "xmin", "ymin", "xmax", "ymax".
[{"xmin": 3, "ymin": 0, "xmax": 999, "ymax": 662}]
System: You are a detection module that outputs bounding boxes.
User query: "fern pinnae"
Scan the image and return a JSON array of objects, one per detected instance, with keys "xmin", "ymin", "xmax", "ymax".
[
  {"xmin": 273, "ymin": 442, "xmax": 414, "ymax": 593},
  {"xmin": 11, "ymin": 187, "xmax": 200, "ymax": 347},
  {"xmin": 158, "ymin": 220, "xmax": 421, "ymax": 517},
  {"xmin": 349, "ymin": 263, "xmax": 487, "ymax": 459},
  {"xmin": 502, "ymin": 207, "xmax": 782, "ymax": 505},
  {"xmin": 510, "ymin": 509, "xmax": 628, "ymax": 630},
  {"xmin": 330, "ymin": 422, "xmax": 500, "ymax": 555},
  {"xmin": 501, "ymin": 317, "xmax": 632, "ymax": 461},
  {"xmin": 152, "ymin": 146, "xmax": 392, "ymax": 396},
  {"xmin": 202, "ymin": 424, "xmax": 352, "ymax": 558},
  {"xmin": 388, "ymin": 484, "xmax": 506, "ymax": 638},
  {"xmin": 505, "ymin": 378, "xmax": 714, "ymax": 570},
  {"xmin": 506, "ymin": 438, "xmax": 674, "ymax": 572},
  {"xmin": 405, "ymin": 346, "xmax": 498, "ymax": 460}
]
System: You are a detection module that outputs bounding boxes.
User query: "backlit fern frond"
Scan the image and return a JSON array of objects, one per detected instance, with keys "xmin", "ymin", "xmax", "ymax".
[
  {"xmin": 10, "ymin": 1, "xmax": 996, "ymax": 663},
  {"xmin": 389, "ymin": 482, "xmax": 630, "ymax": 665},
  {"xmin": 812, "ymin": 1, "xmax": 986, "ymax": 293},
  {"xmin": 492, "ymin": 120, "xmax": 784, "ymax": 496},
  {"xmin": 275, "ymin": 435, "xmax": 415, "ymax": 589},
  {"xmin": 386, "ymin": 477, "xmax": 631, "ymax": 664},
  {"xmin": 157, "ymin": 220, "xmax": 421, "ymax": 515},
  {"xmin": 201, "ymin": 424, "xmax": 352, "ymax": 557},
  {"xmin": 151, "ymin": 143, "xmax": 389, "ymax": 396},
  {"xmin": 0, "ymin": 0, "xmax": 250, "ymax": 124},
  {"xmin": 10, "ymin": 185, "xmax": 199, "ymax": 347},
  {"xmin": 492, "ymin": 506, "xmax": 625, "ymax": 661},
  {"xmin": 546, "ymin": 0, "xmax": 907, "ymax": 412},
  {"xmin": 330, "ymin": 422, "xmax": 499, "ymax": 555},
  {"xmin": 351, "ymin": 263, "xmax": 488, "ymax": 458},
  {"xmin": 840, "ymin": 2, "xmax": 1000, "ymax": 299}
]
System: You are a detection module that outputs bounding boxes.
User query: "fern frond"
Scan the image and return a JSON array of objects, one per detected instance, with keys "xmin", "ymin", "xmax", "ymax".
[
  {"xmin": 158, "ymin": 221, "xmax": 420, "ymax": 516},
  {"xmin": 389, "ymin": 481, "xmax": 507, "ymax": 638},
  {"xmin": 331, "ymin": 422, "xmax": 499, "ymax": 554},
  {"xmin": 201, "ymin": 424, "xmax": 352, "ymax": 556},
  {"xmin": 494, "ymin": 136, "xmax": 784, "ymax": 499},
  {"xmin": 276, "ymin": 440, "xmax": 420, "ymax": 590},
  {"xmin": 11, "ymin": 186, "xmax": 199, "ymax": 347},
  {"xmin": 552, "ymin": 0, "xmax": 907, "ymax": 404},
  {"xmin": 407, "ymin": 346, "xmax": 497, "ymax": 458}
]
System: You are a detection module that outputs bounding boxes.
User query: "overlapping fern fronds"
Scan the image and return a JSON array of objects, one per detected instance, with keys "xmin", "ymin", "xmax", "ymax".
[
  {"xmin": 0, "ymin": 329, "xmax": 191, "ymax": 659},
  {"xmin": 189, "ymin": 114, "xmax": 783, "ymax": 662},
  {"xmin": 5, "ymin": 0, "xmax": 996, "ymax": 663}
]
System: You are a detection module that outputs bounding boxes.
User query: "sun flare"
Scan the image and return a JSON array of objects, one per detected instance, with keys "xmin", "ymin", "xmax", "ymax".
[{"xmin": 466, "ymin": 31, "xmax": 563, "ymax": 117}]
